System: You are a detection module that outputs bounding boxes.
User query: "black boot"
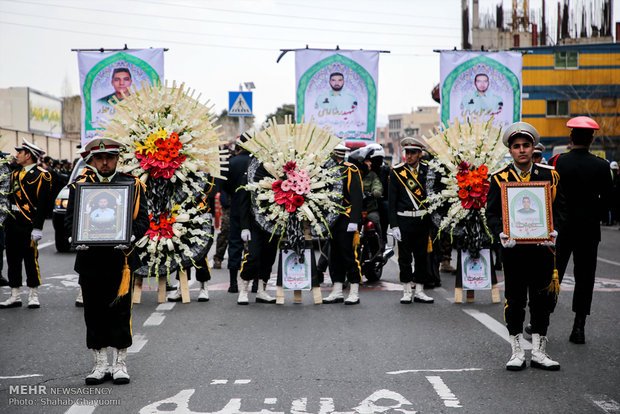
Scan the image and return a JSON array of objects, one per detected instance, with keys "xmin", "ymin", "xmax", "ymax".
[
  {"xmin": 0, "ymin": 276, "xmax": 9, "ymax": 287},
  {"xmin": 228, "ymin": 269, "xmax": 239, "ymax": 293},
  {"xmin": 569, "ymin": 314, "xmax": 586, "ymax": 344}
]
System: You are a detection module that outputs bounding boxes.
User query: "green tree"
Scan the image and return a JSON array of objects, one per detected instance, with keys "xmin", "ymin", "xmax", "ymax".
[{"xmin": 264, "ymin": 104, "xmax": 295, "ymax": 124}]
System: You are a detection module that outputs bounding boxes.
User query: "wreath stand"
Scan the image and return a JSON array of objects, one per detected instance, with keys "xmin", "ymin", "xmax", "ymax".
[
  {"xmin": 132, "ymin": 270, "xmax": 191, "ymax": 304},
  {"xmin": 275, "ymin": 225, "xmax": 322, "ymax": 305},
  {"xmin": 453, "ymin": 249, "xmax": 501, "ymax": 304}
]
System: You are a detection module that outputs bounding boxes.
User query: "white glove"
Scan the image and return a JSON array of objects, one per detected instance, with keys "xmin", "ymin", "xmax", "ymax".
[
  {"xmin": 241, "ymin": 229, "xmax": 251, "ymax": 242},
  {"xmin": 130, "ymin": 235, "xmax": 136, "ymax": 242},
  {"xmin": 499, "ymin": 232, "xmax": 516, "ymax": 248},
  {"xmin": 31, "ymin": 229, "xmax": 43, "ymax": 243},
  {"xmin": 346, "ymin": 223, "xmax": 358, "ymax": 232},
  {"xmin": 538, "ymin": 230, "xmax": 558, "ymax": 247},
  {"xmin": 392, "ymin": 228, "xmax": 402, "ymax": 242},
  {"xmin": 114, "ymin": 244, "xmax": 130, "ymax": 251},
  {"xmin": 75, "ymin": 245, "xmax": 89, "ymax": 251}
]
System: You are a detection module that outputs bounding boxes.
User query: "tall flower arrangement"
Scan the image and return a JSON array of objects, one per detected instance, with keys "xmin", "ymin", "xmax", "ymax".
[
  {"xmin": 241, "ymin": 117, "xmax": 345, "ymax": 254},
  {"xmin": 99, "ymin": 81, "xmax": 225, "ymax": 276},
  {"xmin": 0, "ymin": 138, "xmax": 10, "ymax": 226},
  {"xmin": 424, "ymin": 115, "xmax": 506, "ymax": 256}
]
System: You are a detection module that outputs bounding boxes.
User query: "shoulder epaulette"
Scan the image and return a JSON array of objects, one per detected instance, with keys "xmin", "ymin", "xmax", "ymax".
[
  {"xmin": 120, "ymin": 171, "xmax": 138, "ymax": 178},
  {"xmin": 343, "ymin": 162, "xmax": 359, "ymax": 171},
  {"xmin": 393, "ymin": 162, "xmax": 405, "ymax": 169},
  {"xmin": 535, "ymin": 163, "xmax": 554, "ymax": 170},
  {"xmin": 490, "ymin": 165, "xmax": 511, "ymax": 176}
]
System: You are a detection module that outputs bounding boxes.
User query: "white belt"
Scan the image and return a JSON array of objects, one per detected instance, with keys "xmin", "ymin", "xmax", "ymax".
[
  {"xmin": 11, "ymin": 204, "xmax": 20, "ymax": 212},
  {"xmin": 397, "ymin": 210, "xmax": 426, "ymax": 218}
]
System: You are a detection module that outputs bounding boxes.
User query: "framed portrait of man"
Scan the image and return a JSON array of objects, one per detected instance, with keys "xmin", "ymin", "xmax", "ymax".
[
  {"xmin": 500, "ymin": 181, "xmax": 553, "ymax": 243},
  {"xmin": 72, "ymin": 182, "xmax": 134, "ymax": 246}
]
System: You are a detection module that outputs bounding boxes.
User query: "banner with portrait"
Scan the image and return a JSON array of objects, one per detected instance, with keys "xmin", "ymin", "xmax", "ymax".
[
  {"xmin": 78, "ymin": 49, "xmax": 164, "ymax": 146},
  {"xmin": 440, "ymin": 51, "xmax": 522, "ymax": 128},
  {"xmin": 295, "ymin": 50, "xmax": 379, "ymax": 142}
]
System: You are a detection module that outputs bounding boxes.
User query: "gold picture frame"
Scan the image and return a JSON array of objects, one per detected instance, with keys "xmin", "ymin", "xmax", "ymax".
[{"xmin": 500, "ymin": 181, "xmax": 554, "ymax": 244}]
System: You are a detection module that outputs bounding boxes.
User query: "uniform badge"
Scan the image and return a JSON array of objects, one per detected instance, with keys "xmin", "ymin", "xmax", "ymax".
[
  {"xmin": 407, "ymin": 179, "xmax": 417, "ymax": 189},
  {"xmin": 99, "ymin": 142, "xmax": 106, "ymax": 151}
]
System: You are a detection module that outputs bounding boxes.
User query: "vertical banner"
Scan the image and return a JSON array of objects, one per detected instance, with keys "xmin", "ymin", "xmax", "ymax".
[
  {"xmin": 78, "ymin": 49, "xmax": 164, "ymax": 146},
  {"xmin": 295, "ymin": 50, "xmax": 379, "ymax": 142},
  {"xmin": 440, "ymin": 51, "xmax": 522, "ymax": 128},
  {"xmin": 28, "ymin": 89, "xmax": 62, "ymax": 138}
]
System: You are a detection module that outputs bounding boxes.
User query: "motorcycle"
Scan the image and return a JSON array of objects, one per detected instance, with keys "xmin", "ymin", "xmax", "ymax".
[{"xmin": 357, "ymin": 210, "xmax": 394, "ymax": 283}]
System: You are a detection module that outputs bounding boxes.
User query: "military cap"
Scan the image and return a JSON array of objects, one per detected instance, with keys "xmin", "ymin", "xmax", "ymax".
[
  {"xmin": 566, "ymin": 116, "xmax": 599, "ymax": 130},
  {"xmin": 610, "ymin": 161, "xmax": 619, "ymax": 170},
  {"xmin": 81, "ymin": 138, "xmax": 124, "ymax": 158},
  {"xmin": 533, "ymin": 143, "xmax": 545, "ymax": 154},
  {"xmin": 15, "ymin": 138, "xmax": 45, "ymax": 159},
  {"xmin": 502, "ymin": 122, "xmax": 540, "ymax": 148},
  {"xmin": 333, "ymin": 141, "xmax": 349, "ymax": 158},
  {"xmin": 400, "ymin": 136, "xmax": 426, "ymax": 152}
]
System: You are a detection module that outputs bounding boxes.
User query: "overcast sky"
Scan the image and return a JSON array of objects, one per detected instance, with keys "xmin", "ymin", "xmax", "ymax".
[{"xmin": 0, "ymin": 0, "xmax": 617, "ymax": 131}]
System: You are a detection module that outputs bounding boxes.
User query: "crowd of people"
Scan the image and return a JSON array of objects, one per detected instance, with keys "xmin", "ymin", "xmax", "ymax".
[{"xmin": 0, "ymin": 115, "xmax": 618, "ymax": 384}]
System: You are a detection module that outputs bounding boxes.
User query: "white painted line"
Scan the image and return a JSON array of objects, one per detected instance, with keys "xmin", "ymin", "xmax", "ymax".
[
  {"xmin": 462, "ymin": 308, "xmax": 532, "ymax": 350},
  {"xmin": 37, "ymin": 241, "xmax": 54, "ymax": 250},
  {"xmin": 143, "ymin": 312, "xmax": 166, "ymax": 327},
  {"xmin": 0, "ymin": 374, "xmax": 42, "ymax": 379},
  {"xmin": 319, "ymin": 398, "xmax": 335, "ymax": 414},
  {"xmin": 426, "ymin": 375, "xmax": 462, "ymax": 408},
  {"xmin": 387, "ymin": 368, "xmax": 482, "ymax": 375},
  {"xmin": 234, "ymin": 379, "xmax": 251, "ymax": 384},
  {"xmin": 64, "ymin": 403, "xmax": 98, "ymax": 414},
  {"xmin": 264, "ymin": 398, "xmax": 277, "ymax": 404},
  {"xmin": 156, "ymin": 302, "xmax": 175, "ymax": 311},
  {"xmin": 211, "ymin": 379, "xmax": 228, "ymax": 385},
  {"xmin": 598, "ymin": 257, "xmax": 620, "ymax": 267},
  {"xmin": 291, "ymin": 397, "xmax": 307, "ymax": 412},
  {"xmin": 128, "ymin": 333, "xmax": 147, "ymax": 354},
  {"xmin": 588, "ymin": 395, "xmax": 620, "ymax": 413}
]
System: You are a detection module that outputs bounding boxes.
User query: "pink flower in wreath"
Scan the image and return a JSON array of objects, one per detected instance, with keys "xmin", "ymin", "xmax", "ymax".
[{"xmin": 280, "ymin": 179, "xmax": 292, "ymax": 192}]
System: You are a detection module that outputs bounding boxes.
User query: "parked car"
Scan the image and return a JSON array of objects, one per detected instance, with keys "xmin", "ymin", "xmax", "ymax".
[{"xmin": 52, "ymin": 158, "xmax": 87, "ymax": 252}]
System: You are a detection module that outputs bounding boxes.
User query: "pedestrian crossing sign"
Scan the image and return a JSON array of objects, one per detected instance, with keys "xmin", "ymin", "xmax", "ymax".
[{"xmin": 228, "ymin": 91, "xmax": 253, "ymax": 117}]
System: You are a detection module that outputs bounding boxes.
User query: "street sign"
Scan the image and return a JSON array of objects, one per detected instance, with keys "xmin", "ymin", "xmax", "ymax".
[{"xmin": 228, "ymin": 91, "xmax": 253, "ymax": 116}]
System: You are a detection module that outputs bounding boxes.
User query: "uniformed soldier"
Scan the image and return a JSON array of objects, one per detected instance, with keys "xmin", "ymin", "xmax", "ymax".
[
  {"xmin": 388, "ymin": 137, "xmax": 434, "ymax": 305},
  {"xmin": 486, "ymin": 122, "xmax": 566, "ymax": 371},
  {"xmin": 532, "ymin": 143, "xmax": 545, "ymax": 164},
  {"xmin": 460, "ymin": 73, "xmax": 503, "ymax": 115},
  {"xmin": 322, "ymin": 145, "xmax": 364, "ymax": 305},
  {"xmin": 0, "ymin": 139, "xmax": 52, "ymax": 309},
  {"xmin": 552, "ymin": 116, "xmax": 613, "ymax": 344},
  {"xmin": 65, "ymin": 138, "xmax": 149, "ymax": 385}
]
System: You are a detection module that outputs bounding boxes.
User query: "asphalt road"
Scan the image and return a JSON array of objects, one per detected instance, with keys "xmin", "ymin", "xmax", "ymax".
[{"xmin": 0, "ymin": 220, "xmax": 619, "ymax": 414}]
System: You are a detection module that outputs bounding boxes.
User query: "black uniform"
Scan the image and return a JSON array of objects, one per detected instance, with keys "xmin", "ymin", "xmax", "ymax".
[
  {"xmin": 65, "ymin": 169, "xmax": 149, "ymax": 350},
  {"xmin": 553, "ymin": 149, "xmax": 613, "ymax": 316},
  {"xmin": 486, "ymin": 163, "xmax": 565, "ymax": 336},
  {"xmin": 328, "ymin": 161, "xmax": 363, "ymax": 284},
  {"xmin": 388, "ymin": 162, "xmax": 430, "ymax": 285},
  {"xmin": 6, "ymin": 165, "xmax": 52, "ymax": 288},
  {"xmin": 224, "ymin": 150, "xmax": 250, "ymax": 271}
]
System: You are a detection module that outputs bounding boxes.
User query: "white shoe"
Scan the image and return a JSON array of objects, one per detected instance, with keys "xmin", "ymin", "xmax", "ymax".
[
  {"xmin": 237, "ymin": 280, "xmax": 249, "ymax": 305},
  {"xmin": 0, "ymin": 288, "xmax": 22, "ymax": 308},
  {"xmin": 112, "ymin": 348, "xmax": 130, "ymax": 384},
  {"xmin": 85, "ymin": 348, "xmax": 109, "ymax": 385},
  {"xmin": 256, "ymin": 280, "xmax": 275, "ymax": 303},
  {"xmin": 323, "ymin": 282, "xmax": 344, "ymax": 304},
  {"xmin": 28, "ymin": 287, "xmax": 40, "ymax": 308},
  {"xmin": 506, "ymin": 334, "xmax": 526, "ymax": 371},
  {"xmin": 167, "ymin": 288, "xmax": 182, "ymax": 302},
  {"xmin": 198, "ymin": 282, "xmax": 209, "ymax": 302},
  {"xmin": 400, "ymin": 283, "xmax": 412, "ymax": 304},
  {"xmin": 413, "ymin": 284, "xmax": 434, "ymax": 303},
  {"xmin": 344, "ymin": 283, "xmax": 360, "ymax": 305},
  {"xmin": 75, "ymin": 287, "xmax": 84, "ymax": 307},
  {"xmin": 531, "ymin": 334, "xmax": 560, "ymax": 371}
]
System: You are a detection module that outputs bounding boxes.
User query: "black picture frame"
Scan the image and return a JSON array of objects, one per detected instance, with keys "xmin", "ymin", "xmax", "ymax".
[{"xmin": 71, "ymin": 182, "xmax": 134, "ymax": 246}]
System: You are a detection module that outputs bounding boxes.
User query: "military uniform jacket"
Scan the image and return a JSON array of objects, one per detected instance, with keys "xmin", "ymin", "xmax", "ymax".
[
  {"xmin": 486, "ymin": 163, "xmax": 566, "ymax": 238},
  {"xmin": 337, "ymin": 161, "xmax": 363, "ymax": 224},
  {"xmin": 224, "ymin": 150, "xmax": 250, "ymax": 219},
  {"xmin": 553, "ymin": 148, "xmax": 613, "ymax": 240},
  {"xmin": 388, "ymin": 162, "xmax": 428, "ymax": 228},
  {"xmin": 10, "ymin": 165, "xmax": 52, "ymax": 229},
  {"xmin": 64, "ymin": 168, "xmax": 150, "ymax": 274}
]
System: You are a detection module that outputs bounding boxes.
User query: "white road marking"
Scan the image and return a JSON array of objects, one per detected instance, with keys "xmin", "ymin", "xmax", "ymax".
[
  {"xmin": 210, "ymin": 379, "xmax": 228, "ymax": 385},
  {"xmin": 587, "ymin": 395, "xmax": 620, "ymax": 413},
  {"xmin": 234, "ymin": 379, "xmax": 251, "ymax": 384},
  {"xmin": 319, "ymin": 397, "xmax": 335, "ymax": 414},
  {"xmin": 291, "ymin": 397, "xmax": 307, "ymax": 413},
  {"xmin": 64, "ymin": 404, "xmax": 97, "ymax": 414},
  {"xmin": 37, "ymin": 241, "xmax": 54, "ymax": 250},
  {"xmin": 143, "ymin": 312, "xmax": 166, "ymax": 327},
  {"xmin": 462, "ymin": 308, "xmax": 532, "ymax": 350},
  {"xmin": 264, "ymin": 398, "xmax": 277, "ymax": 404},
  {"xmin": 156, "ymin": 302, "xmax": 175, "ymax": 311},
  {"xmin": 598, "ymin": 257, "xmax": 620, "ymax": 267},
  {"xmin": 426, "ymin": 376, "xmax": 462, "ymax": 408},
  {"xmin": 0, "ymin": 374, "xmax": 42, "ymax": 379},
  {"xmin": 387, "ymin": 368, "xmax": 482, "ymax": 375},
  {"xmin": 128, "ymin": 333, "xmax": 147, "ymax": 354}
]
